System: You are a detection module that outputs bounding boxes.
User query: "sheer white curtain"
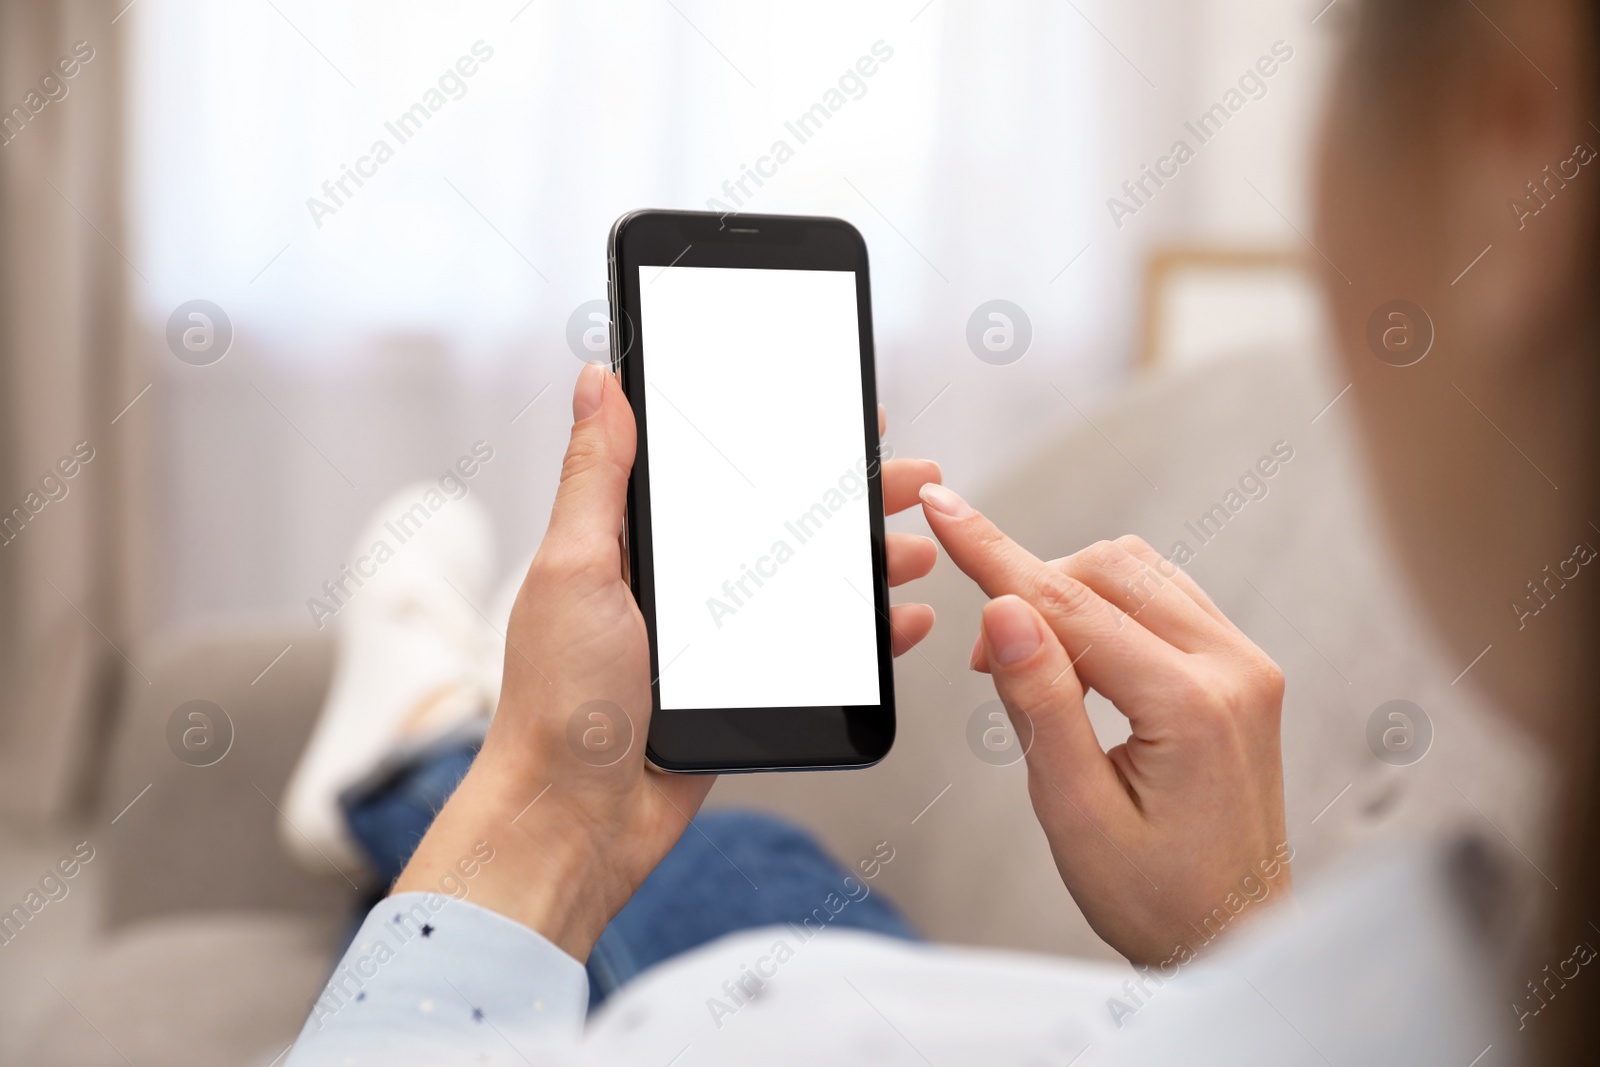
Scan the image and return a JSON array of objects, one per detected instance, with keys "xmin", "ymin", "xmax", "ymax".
[{"xmin": 127, "ymin": 0, "xmax": 1220, "ymax": 632}]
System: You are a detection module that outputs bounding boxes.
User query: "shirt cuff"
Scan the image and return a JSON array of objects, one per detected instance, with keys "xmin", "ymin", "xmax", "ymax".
[{"xmin": 286, "ymin": 892, "xmax": 588, "ymax": 1065}]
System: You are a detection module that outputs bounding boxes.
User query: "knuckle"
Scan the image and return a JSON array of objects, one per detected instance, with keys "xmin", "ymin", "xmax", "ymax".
[
  {"xmin": 1115, "ymin": 534, "xmax": 1154, "ymax": 558},
  {"xmin": 559, "ymin": 435, "xmax": 611, "ymax": 484},
  {"xmin": 1181, "ymin": 658, "xmax": 1282, "ymax": 735},
  {"xmin": 973, "ymin": 523, "xmax": 1010, "ymax": 557},
  {"xmin": 1033, "ymin": 570, "xmax": 1095, "ymax": 619},
  {"xmin": 1077, "ymin": 539, "xmax": 1125, "ymax": 571},
  {"xmin": 1250, "ymin": 657, "xmax": 1287, "ymax": 705},
  {"xmin": 1117, "ymin": 535, "xmax": 1185, "ymax": 585}
]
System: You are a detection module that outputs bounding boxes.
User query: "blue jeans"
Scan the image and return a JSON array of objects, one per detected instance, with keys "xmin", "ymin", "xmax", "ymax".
[{"xmin": 341, "ymin": 743, "xmax": 919, "ymax": 1010}]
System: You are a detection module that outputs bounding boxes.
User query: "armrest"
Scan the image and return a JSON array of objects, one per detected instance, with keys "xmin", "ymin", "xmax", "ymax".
[{"xmin": 99, "ymin": 621, "xmax": 358, "ymax": 929}]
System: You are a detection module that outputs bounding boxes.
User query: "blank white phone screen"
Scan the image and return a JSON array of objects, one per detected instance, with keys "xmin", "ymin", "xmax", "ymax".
[{"xmin": 638, "ymin": 265, "xmax": 880, "ymax": 711}]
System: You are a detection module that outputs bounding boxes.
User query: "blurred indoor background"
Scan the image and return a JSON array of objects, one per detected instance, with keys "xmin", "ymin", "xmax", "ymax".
[{"xmin": 0, "ymin": 1, "xmax": 1546, "ymax": 1064}]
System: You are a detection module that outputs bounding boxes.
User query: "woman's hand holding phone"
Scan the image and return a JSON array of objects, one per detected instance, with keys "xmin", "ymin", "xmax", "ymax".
[
  {"xmin": 394, "ymin": 364, "xmax": 943, "ymax": 960},
  {"xmin": 919, "ymin": 483, "xmax": 1292, "ymax": 966}
]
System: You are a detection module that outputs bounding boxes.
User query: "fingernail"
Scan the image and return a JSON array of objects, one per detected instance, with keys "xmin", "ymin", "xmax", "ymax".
[
  {"xmin": 919, "ymin": 482, "xmax": 971, "ymax": 518},
  {"xmin": 985, "ymin": 596, "xmax": 1042, "ymax": 666},
  {"xmin": 968, "ymin": 632, "xmax": 984, "ymax": 670},
  {"xmin": 574, "ymin": 361, "xmax": 606, "ymax": 421}
]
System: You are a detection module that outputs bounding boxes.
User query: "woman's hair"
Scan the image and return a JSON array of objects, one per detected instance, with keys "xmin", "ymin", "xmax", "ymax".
[
  {"xmin": 1555, "ymin": 37, "xmax": 1600, "ymax": 1040},
  {"xmin": 1566, "ymin": 18, "xmax": 1600, "ymax": 1067},
  {"xmin": 1348, "ymin": 1, "xmax": 1600, "ymax": 1062}
]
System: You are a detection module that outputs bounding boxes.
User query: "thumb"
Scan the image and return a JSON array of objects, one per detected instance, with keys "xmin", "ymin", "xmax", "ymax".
[
  {"xmin": 544, "ymin": 362, "xmax": 636, "ymax": 570},
  {"xmin": 981, "ymin": 595, "xmax": 1118, "ymax": 805}
]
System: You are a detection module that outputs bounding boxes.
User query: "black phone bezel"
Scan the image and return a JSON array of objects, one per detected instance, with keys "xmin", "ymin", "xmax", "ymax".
[{"xmin": 606, "ymin": 209, "xmax": 895, "ymax": 773}]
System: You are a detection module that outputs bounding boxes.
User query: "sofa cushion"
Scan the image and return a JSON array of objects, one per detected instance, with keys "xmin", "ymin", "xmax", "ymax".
[
  {"xmin": 20, "ymin": 911, "xmax": 338, "ymax": 1067},
  {"xmin": 102, "ymin": 624, "xmax": 356, "ymax": 929}
]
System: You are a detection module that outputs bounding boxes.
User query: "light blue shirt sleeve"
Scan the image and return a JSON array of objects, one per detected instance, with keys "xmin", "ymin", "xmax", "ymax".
[{"xmin": 284, "ymin": 892, "xmax": 588, "ymax": 1066}]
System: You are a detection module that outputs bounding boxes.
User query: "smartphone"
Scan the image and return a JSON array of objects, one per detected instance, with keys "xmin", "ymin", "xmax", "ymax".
[{"xmin": 606, "ymin": 210, "xmax": 895, "ymax": 773}]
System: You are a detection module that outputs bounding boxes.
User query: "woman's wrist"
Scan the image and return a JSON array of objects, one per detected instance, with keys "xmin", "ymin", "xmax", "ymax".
[{"xmin": 391, "ymin": 753, "xmax": 616, "ymax": 961}]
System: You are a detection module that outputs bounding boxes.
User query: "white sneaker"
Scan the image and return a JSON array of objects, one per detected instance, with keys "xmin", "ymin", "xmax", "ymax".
[{"xmin": 278, "ymin": 482, "xmax": 499, "ymax": 878}]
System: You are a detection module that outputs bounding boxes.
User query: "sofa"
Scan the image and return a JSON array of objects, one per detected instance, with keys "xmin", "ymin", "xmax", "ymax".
[{"xmin": 20, "ymin": 345, "xmax": 1547, "ymax": 1064}]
